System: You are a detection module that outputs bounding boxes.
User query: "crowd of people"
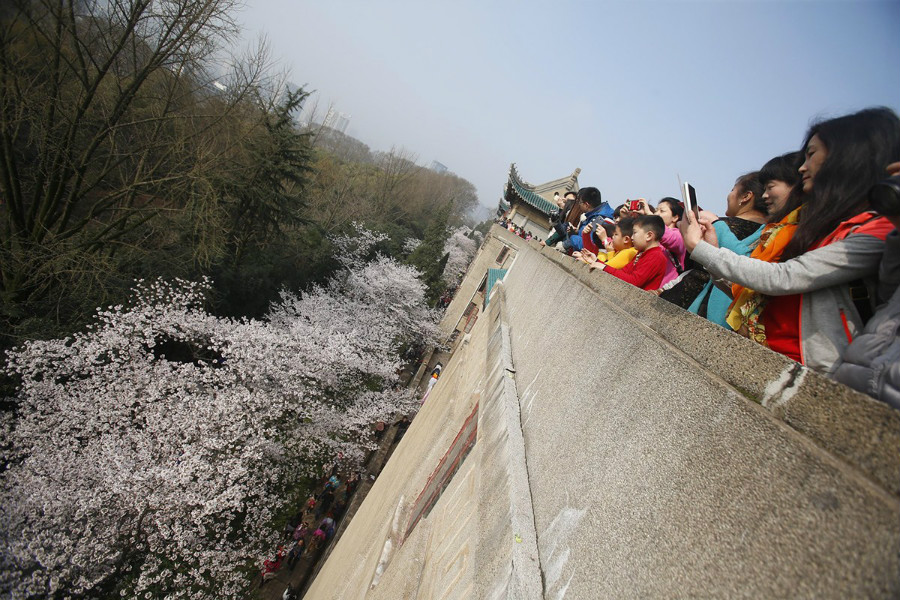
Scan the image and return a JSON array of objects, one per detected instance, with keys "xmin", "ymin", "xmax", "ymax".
[
  {"xmin": 259, "ymin": 469, "xmax": 362, "ymax": 592},
  {"xmin": 498, "ymin": 220, "xmax": 538, "ymax": 242},
  {"xmin": 502, "ymin": 107, "xmax": 899, "ymax": 408}
]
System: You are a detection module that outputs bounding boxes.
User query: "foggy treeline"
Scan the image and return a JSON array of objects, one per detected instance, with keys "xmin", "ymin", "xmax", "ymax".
[{"xmin": 0, "ymin": 0, "xmax": 481, "ymax": 357}]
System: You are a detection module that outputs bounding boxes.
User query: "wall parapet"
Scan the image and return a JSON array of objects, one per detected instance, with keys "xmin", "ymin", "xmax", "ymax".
[
  {"xmin": 524, "ymin": 227, "xmax": 899, "ymax": 498},
  {"xmin": 303, "ymin": 224, "xmax": 899, "ymax": 599}
]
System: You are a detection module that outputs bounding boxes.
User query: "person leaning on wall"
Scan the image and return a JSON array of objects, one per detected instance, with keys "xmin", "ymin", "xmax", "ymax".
[
  {"xmin": 680, "ymin": 107, "xmax": 900, "ymax": 375},
  {"xmin": 831, "ymin": 161, "xmax": 900, "ymax": 409}
]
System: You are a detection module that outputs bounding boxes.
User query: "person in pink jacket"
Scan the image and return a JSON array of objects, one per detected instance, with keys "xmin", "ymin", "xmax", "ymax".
[{"xmin": 632, "ymin": 197, "xmax": 686, "ymax": 286}]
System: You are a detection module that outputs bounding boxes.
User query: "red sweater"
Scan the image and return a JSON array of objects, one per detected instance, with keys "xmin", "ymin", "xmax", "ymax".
[{"xmin": 602, "ymin": 245, "xmax": 666, "ymax": 291}]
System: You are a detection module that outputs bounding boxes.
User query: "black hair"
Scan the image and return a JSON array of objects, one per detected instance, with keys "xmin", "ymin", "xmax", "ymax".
[
  {"xmin": 616, "ymin": 217, "xmax": 635, "ymax": 238},
  {"xmin": 577, "ymin": 186, "xmax": 603, "ymax": 208},
  {"xmin": 564, "ymin": 190, "xmax": 577, "ymax": 198},
  {"xmin": 634, "ymin": 215, "xmax": 665, "ymax": 241},
  {"xmin": 734, "ymin": 171, "xmax": 766, "ymax": 213},
  {"xmin": 613, "ymin": 204, "xmax": 626, "ymax": 219},
  {"xmin": 759, "ymin": 151, "xmax": 802, "ymax": 186},
  {"xmin": 657, "ymin": 197, "xmax": 684, "ymax": 221},
  {"xmin": 761, "ymin": 152, "xmax": 803, "ymax": 224},
  {"xmin": 781, "ymin": 106, "xmax": 900, "ymax": 261},
  {"xmin": 599, "ymin": 221, "xmax": 616, "ymax": 238}
]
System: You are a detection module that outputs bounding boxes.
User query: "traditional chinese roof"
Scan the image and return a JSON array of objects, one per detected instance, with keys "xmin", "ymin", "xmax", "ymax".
[
  {"xmin": 484, "ymin": 268, "xmax": 508, "ymax": 306},
  {"xmin": 502, "ymin": 164, "xmax": 581, "ymax": 216}
]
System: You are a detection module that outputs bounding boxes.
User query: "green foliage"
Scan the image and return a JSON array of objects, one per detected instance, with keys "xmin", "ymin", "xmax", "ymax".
[
  {"xmin": 0, "ymin": 0, "xmax": 482, "ymax": 356},
  {"xmin": 208, "ymin": 225, "xmax": 339, "ymax": 319},
  {"xmin": 406, "ymin": 202, "xmax": 452, "ymax": 302},
  {"xmin": 210, "ymin": 88, "xmax": 314, "ymax": 266},
  {"xmin": 473, "ymin": 219, "xmax": 494, "ymax": 238}
]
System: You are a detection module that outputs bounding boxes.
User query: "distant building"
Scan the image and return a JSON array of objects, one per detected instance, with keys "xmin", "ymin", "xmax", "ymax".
[
  {"xmin": 323, "ymin": 107, "xmax": 351, "ymax": 134},
  {"xmin": 498, "ymin": 164, "xmax": 581, "ymax": 240},
  {"xmin": 429, "ymin": 160, "xmax": 449, "ymax": 174}
]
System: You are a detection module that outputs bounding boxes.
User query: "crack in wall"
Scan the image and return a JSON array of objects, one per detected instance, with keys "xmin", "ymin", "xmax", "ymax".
[{"xmin": 762, "ymin": 363, "xmax": 807, "ymax": 409}]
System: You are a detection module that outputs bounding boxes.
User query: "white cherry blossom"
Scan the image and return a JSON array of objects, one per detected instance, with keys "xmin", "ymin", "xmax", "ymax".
[{"xmin": 1, "ymin": 247, "xmax": 436, "ymax": 599}]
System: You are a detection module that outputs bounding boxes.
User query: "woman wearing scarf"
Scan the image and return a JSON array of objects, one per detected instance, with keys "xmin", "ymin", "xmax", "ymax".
[{"xmin": 682, "ymin": 107, "xmax": 899, "ymax": 374}]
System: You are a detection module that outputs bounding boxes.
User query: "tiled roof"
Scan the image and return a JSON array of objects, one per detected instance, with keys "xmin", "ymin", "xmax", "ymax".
[
  {"xmin": 507, "ymin": 177, "xmax": 557, "ymax": 215},
  {"xmin": 484, "ymin": 268, "xmax": 508, "ymax": 306},
  {"xmin": 503, "ymin": 163, "xmax": 579, "ymax": 216}
]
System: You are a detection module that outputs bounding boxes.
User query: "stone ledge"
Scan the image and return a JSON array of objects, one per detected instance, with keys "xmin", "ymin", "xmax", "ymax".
[{"xmin": 523, "ymin": 230, "xmax": 900, "ymax": 497}]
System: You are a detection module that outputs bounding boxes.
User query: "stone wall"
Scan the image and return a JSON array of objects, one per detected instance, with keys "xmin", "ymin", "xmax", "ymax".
[
  {"xmin": 438, "ymin": 231, "xmax": 517, "ymax": 342},
  {"xmin": 303, "ymin": 225, "xmax": 899, "ymax": 599}
]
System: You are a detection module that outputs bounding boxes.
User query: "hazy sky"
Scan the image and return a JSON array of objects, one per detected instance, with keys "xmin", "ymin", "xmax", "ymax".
[{"xmin": 237, "ymin": 0, "xmax": 900, "ymax": 216}]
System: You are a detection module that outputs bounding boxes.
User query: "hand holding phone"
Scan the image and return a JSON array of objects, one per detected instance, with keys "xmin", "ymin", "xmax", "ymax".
[{"xmin": 681, "ymin": 182, "xmax": 700, "ymax": 221}]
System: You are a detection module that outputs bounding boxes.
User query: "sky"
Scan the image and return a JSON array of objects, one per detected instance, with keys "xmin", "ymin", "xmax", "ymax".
[{"xmin": 236, "ymin": 0, "xmax": 900, "ymax": 217}]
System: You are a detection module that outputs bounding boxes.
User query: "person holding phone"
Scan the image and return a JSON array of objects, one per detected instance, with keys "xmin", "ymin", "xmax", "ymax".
[
  {"xmin": 680, "ymin": 107, "xmax": 899, "ymax": 374},
  {"xmin": 574, "ymin": 217, "xmax": 638, "ymax": 269},
  {"xmin": 678, "ymin": 172, "xmax": 768, "ymax": 325},
  {"xmin": 563, "ymin": 187, "xmax": 613, "ymax": 252}
]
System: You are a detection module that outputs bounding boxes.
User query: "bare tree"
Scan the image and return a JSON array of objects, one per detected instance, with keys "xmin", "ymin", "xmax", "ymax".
[
  {"xmin": 372, "ymin": 145, "xmax": 421, "ymax": 215},
  {"xmin": 0, "ymin": 0, "xmax": 271, "ymax": 307}
]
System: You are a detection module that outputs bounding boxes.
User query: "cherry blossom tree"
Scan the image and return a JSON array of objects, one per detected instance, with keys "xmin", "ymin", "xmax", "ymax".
[
  {"xmin": 402, "ymin": 237, "xmax": 422, "ymax": 254},
  {"xmin": 0, "ymin": 238, "xmax": 437, "ymax": 599},
  {"xmin": 441, "ymin": 226, "xmax": 479, "ymax": 286}
]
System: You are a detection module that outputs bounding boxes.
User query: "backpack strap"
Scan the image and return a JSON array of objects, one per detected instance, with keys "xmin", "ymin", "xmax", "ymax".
[
  {"xmin": 848, "ymin": 279, "xmax": 874, "ymax": 324},
  {"xmin": 663, "ymin": 246, "xmax": 683, "ymax": 274}
]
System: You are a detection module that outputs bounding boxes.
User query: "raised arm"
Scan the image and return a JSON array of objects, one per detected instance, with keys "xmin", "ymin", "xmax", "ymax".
[{"xmin": 690, "ymin": 234, "xmax": 886, "ymax": 296}]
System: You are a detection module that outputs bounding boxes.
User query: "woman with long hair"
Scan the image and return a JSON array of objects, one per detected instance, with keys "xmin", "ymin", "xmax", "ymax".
[{"xmin": 681, "ymin": 107, "xmax": 899, "ymax": 373}]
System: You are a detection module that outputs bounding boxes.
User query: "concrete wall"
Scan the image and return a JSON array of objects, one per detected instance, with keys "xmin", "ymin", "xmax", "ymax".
[
  {"xmin": 438, "ymin": 229, "xmax": 518, "ymax": 340},
  {"xmin": 304, "ymin": 225, "xmax": 899, "ymax": 599}
]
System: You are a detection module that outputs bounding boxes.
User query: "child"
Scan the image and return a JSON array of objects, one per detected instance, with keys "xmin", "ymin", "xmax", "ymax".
[
  {"xmin": 574, "ymin": 217, "xmax": 638, "ymax": 270},
  {"xmin": 600, "ymin": 215, "xmax": 667, "ymax": 291},
  {"xmin": 579, "ymin": 220, "xmax": 614, "ymax": 258},
  {"xmin": 600, "ymin": 217, "xmax": 638, "ymax": 268}
]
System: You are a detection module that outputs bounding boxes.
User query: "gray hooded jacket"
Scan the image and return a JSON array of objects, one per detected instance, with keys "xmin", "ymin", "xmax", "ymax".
[
  {"xmin": 690, "ymin": 229, "xmax": 889, "ymax": 374},
  {"xmin": 832, "ymin": 231, "xmax": 900, "ymax": 408}
]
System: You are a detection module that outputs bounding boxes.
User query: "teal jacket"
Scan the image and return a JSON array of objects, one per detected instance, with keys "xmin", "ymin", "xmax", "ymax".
[{"xmin": 688, "ymin": 220, "xmax": 763, "ymax": 327}]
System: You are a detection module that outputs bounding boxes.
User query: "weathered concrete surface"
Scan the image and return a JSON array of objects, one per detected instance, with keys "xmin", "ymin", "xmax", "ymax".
[
  {"xmin": 473, "ymin": 285, "xmax": 542, "ymax": 600},
  {"xmin": 536, "ymin": 242, "xmax": 900, "ymax": 497},
  {"xmin": 504, "ymin": 242, "xmax": 899, "ymax": 598},
  {"xmin": 304, "ymin": 225, "xmax": 899, "ymax": 599},
  {"xmin": 303, "ymin": 296, "xmax": 488, "ymax": 600}
]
